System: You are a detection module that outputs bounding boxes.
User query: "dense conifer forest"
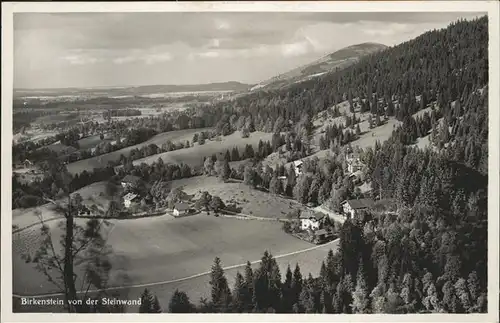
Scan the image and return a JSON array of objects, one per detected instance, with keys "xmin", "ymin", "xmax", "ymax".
[{"xmin": 144, "ymin": 16, "xmax": 489, "ymax": 314}]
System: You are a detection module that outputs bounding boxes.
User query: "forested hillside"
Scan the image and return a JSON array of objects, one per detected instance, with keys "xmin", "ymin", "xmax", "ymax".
[
  {"xmin": 156, "ymin": 16, "xmax": 489, "ymax": 314},
  {"xmin": 191, "ymin": 16, "xmax": 487, "ymax": 135}
]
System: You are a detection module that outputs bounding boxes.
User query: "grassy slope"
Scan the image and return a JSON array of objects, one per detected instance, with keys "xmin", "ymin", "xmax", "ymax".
[
  {"xmin": 66, "ymin": 128, "xmax": 211, "ymax": 174},
  {"xmin": 130, "ymin": 131, "xmax": 273, "ymax": 168},
  {"xmin": 264, "ymin": 98, "xmax": 438, "ymax": 169},
  {"xmin": 13, "ymin": 214, "xmax": 326, "ymax": 301},
  {"xmin": 12, "ymin": 181, "xmax": 112, "ymax": 230},
  {"xmin": 169, "ymin": 175, "xmax": 308, "ymax": 218}
]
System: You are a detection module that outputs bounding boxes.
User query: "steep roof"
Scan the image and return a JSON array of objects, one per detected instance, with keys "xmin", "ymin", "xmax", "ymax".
[
  {"xmin": 341, "ymin": 198, "xmax": 375, "ymax": 210},
  {"xmin": 293, "ymin": 160, "xmax": 304, "ymax": 166},
  {"xmin": 122, "ymin": 175, "xmax": 141, "ymax": 184},
  {"xmin": 123, "ymin": 193, "xmax": 138, "ymax": 201},
  {"xmin": 299, "ymin": 210, "xmax": 325, "ymax": 220},
  {"xmin": 174, "ymin": 202, "xmax": 190, "ymax": 211}
]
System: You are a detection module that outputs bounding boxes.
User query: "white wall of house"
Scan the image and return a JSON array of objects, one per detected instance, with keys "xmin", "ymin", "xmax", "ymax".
[
  {"xmin": 301, "ymin": 218, "xmax": 320, "ymax": 231},
  {"xmin": 124, "ymin": 199, "xmax": 132, "ymax": 208},
  {"xmin": 173, "ymin": 209, "xmax": 188, "ymax": 217},
  {"xmin": 342, "ymin": 203, "xmax": 355, "ymax": 217}
]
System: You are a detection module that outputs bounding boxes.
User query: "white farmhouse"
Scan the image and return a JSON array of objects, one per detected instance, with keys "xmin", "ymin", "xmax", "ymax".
[
  {"xmin": 341, "ymin": 198, "xmax": 375, "ymax": 219},
  {"xmin": 299, "ymin": 211, "xmax": 326, "ymax": 231},
  {"xmin": 293, "ymin": 160, "xmax": 304, "ymax": 176},
  {"xmin": 173, "ymin": 203, "xmax": 191, "ymax": 217},
  {"xmin": 123, "ymin": 193, "xmax": 139, "ymax": 208}
]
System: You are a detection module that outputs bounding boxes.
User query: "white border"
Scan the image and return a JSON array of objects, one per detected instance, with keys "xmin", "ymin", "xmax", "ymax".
[{"xmin": 1, "ymin": 2, "xmax": 499, "ymax": 323}]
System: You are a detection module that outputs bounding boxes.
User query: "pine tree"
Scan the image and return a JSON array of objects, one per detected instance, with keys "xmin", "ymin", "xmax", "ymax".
[
  {"xmin": 291, "ymin": 264, "xmax": 303, "ymax": 309},
  {"xmin": 293, "ymin": 175, "xmax": 311, "ymax": 204},
  {"xmin": 467, "ymin": 271, "xmax": 480, "ymax": 305},
  {"xmin": 252, "ymin": 251, "xmax": 282, "ymax": 312},
  {"xmin": 209, "ymin": 257, "xmax": 232, "ymax": 312},
  {"xmin": 243, "ymin": 261, "xmax": 255, "ymax": 311},
  {"xmin": 285, "ymin": 165, "xmax": 297, "ymax": 197},
  {"xmin": 269, "ymin": 175, "xmax": 283, "ymax": 195},
  {"xmin": 220, "ymin": 159, "xmax": 231, "ymax": 182},
  {"xmin": 369, "ymin": 284, "xmax": 386, "ymax": 313},
  {"xmin": 139, "ymin": 288, "xmax": 159, "ymax": 313},
  {"xmin": 151, "ymin": 296, "xmax": 162, "ymax": 313},
  {"xmin": 282, "ymin": 264, "xmax": 294, "ymax": 312},
  {"xmin": 243, "ymin": 166, "xmax": 257, "ymax": 188},
  {"xmin": 454, "ymin": 278, "xmax": 472, "ymax": 313},
  {"xmin": 168, "ymin": 289, "xmax": 193, "ymax": 313},
  {"xmin": 231, "ymin": 147, "xmax": 240, "ymax": 161},
  {"xmin": 232, "ymin": 272, "xmax": 246, "ymax": 313},
  {"xmin": 351, "ymin": 258, "xmax": 370, "ymax": 313}
]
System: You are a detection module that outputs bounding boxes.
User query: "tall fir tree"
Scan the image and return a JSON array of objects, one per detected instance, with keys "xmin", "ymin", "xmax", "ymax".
[{"xmin": 209, "ymin": 257, "xmax": 232, "ymax": 312}]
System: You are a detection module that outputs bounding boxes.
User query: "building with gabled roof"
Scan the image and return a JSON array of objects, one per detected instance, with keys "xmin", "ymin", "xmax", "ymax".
[
  {"xmin": 341, "ymin": 198, "xmax": 375, "ymax": 218},
  {"xmin": 293, "ymin": 159, "xmax": 304, "ymax": 176},
  {"xmin": 123, "ymin": 192, "xmax": 139, "ymax": 208},
  {"xmin": 173, "ymin": 202, "xmax": 192, "ymax": 217},
  {"xmin": 299, "ymin": 210, "xmax": 326, "ymax": 231}
]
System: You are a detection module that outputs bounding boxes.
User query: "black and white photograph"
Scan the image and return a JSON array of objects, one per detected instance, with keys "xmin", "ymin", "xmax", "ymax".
[{"xmin": 1, "ymin": 1, "xmax": 499, "ymax": 321}]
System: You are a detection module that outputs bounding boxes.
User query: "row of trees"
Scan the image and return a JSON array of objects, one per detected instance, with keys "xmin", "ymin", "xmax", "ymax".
[
  {"xmin": 162, "ymin": 202, "xmax": 486, "ymax": 314},
  {"xmin": 103, "ymin": 109, "xmax": 142, "ymax": 118}
]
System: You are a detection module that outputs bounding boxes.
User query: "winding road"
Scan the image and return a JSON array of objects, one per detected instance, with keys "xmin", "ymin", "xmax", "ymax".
[{"xmin": 13, "ymin": 238, "xmax": 338, "ymax": 299}]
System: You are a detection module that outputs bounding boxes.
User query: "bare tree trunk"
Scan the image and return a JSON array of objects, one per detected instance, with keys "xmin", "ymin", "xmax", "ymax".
[{"xmin": 64, "ymin": 195, "xmax": 78, "ymax": 312}]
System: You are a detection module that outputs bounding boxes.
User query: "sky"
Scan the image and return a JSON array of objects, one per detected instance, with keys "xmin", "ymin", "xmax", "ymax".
[{"xmin": 13, "ymin": 11, "xmax": 485, "ymax": 89}]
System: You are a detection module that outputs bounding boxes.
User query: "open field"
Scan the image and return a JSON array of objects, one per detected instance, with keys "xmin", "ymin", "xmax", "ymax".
[
  {"xmin": 169, "ymin": 175, "xmax": 308, "ymax": 218},
  {"xmin": 13, "ymin": 213, "xmax": 335, "ymax": 312},
  {"xmin": 66, "ymin": 128, "xmax": 211, "ymax": 174},
  {"xmin": 14, "ymin": 238, "xmax": 337, "ymax": 313},
  {"xmin": 348, "ymin": 118, "xmax": 400, "ymax": 149},
  {"xmin": 13, "ymin": 130, "xmax": 59, "ymax": 144},
  {"xmin": 12, "ymin": 181, "xmax": 112, "ymax": 230},
  {"xmin": 77, "ymin": 134, "xmax": 113, "ymax": 150},
  {"xmin": 130, "ymin": 131, "xmax": 274, "ymax": 169}
]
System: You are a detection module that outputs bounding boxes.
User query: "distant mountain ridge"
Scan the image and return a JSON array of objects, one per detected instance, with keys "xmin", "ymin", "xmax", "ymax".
[
  {"xmin": 251, "ymin": 42, "xmax": 388, "ymax": 91},
  {"xmin": 14, "ymin": 81, "xmax": 251, "ymax": 99}
]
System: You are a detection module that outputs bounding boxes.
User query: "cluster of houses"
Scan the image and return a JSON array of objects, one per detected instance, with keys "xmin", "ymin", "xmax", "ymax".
[
  {"xmin": 298, "ymin": 197, "xmax": 375, "ymax": 240},
  {"xmin": 120, "ymin": 174, "xmax": 194, "ymax": 217},
  {"xmin": 286, "ymin": 153, "xmax": 363, "ymax": 179}
]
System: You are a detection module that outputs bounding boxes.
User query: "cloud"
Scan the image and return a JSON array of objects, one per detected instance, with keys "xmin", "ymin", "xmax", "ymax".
[
  {"xmin": 198, "ymin": 51, "xmax": 220, "ymax": 58},
  {"xmin": 144, "ymin": 52, "xmax": 172, "ymax": 64},
  {"xmin": 281, "ymin": 41, "xmax": 313, "ymax": 57},
  {"xmin": 13, "ymin": 12, "xmax": 486, "ymax": 88},
  {"xmin": 60, "ymin": 53, "xmax": 101, "ymax": 65}
]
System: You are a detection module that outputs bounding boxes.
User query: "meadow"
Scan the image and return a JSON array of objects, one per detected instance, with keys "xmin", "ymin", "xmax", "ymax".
[
  {"xmin": 130, "ymin": 131, "xmax": 274, "ymax": 168},
  {"xmin": 12, "ymin": 213, "xmax": 336, "ymax": 313},
  {"xmin": 169, "ymin": 175, "xmax": 309, "ymax": 218},
  {"xmin": 66, "ymin": 128, "xmax": 211, "ymax": 174}
]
